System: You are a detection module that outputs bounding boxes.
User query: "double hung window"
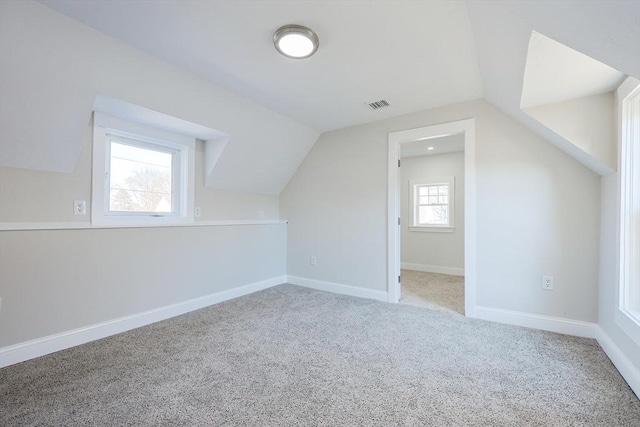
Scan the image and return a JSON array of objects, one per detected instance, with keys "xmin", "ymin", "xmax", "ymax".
[{"xmin": 409, "ymin": 177, "xmax": 455, "ymax": 232}]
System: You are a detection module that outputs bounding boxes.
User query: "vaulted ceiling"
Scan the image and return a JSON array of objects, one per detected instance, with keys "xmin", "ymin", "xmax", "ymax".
[
  {"xmin": 40, "ymin": 0, "xmax": 639, "ymax": 133},
  {"xmin": 1, "ymin": 1, "xmax": 638, "ymax": 193}
]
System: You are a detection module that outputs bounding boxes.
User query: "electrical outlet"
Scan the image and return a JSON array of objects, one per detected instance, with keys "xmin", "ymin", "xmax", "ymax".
[
  {"xmin": 258, "ymin": 210, "xmax": 265, "ymax": 219},
  {"xmin": 194, "ymin": 207, "xmax": 201, "ymax": 218},
  {"xmin": 310, "ymin": 256, "xmax": 317, "ymax": 266},
  {"xmin": 542, "ymin": 275, "xmax": 554, "ymax": 291},
  {"xmin": 73, "ymin": 200, "xmax": 86, "ymax": 215}
]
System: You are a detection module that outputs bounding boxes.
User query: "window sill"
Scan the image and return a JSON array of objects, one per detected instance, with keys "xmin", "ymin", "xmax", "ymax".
[
  {"xmin": 409, "ymin": 226, "xmax": 455, "ymax": 233},
  {"xmin": 0, "ymin": 219, "xmax": 288, "ymax": 232}
]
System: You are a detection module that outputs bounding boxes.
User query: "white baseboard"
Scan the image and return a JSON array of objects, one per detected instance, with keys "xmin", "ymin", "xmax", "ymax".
[
  {"xmin": 401, "ymin": 262, "xmax": 464, "ymax": 276},
  {"xmin": 287, "ymin": 275, "xmax": 388, "ymax": 302},
  {"xmin": 474, "ymin": 306, "xmax": 639, "ymax": 397},
  {"xmin": 594, "ymin": 326, "xmax": 640, "ymax": 398},
  {"xmin": 0, "ymin": 276, "xmax": 286, "ymax": 368},
  {"xmin": 474, "ymin": 306, "xmax": 596, "ymax": 338}
]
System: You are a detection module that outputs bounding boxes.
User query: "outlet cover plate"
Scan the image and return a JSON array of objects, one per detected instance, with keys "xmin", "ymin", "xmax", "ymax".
[{"xmin": 74, "ymin": 200, "xmax": 86, "ymax": 215}]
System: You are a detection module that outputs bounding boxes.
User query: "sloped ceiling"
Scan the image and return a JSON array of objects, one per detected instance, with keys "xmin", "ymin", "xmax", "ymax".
[
  {"xmin": 521, "ymin": 32, "xmax": 626, "ymax": 110},
  {"xmin": 467, "ymin": 0, "xmax": 639, "ymax": 174},
  {"xmin": 1, "ymin": 0, "xmax": 638, "ymax": 188},
  {"xmin": 38, "ymin": 0, "xmax": 484, "ymax": 133},
  {"xmin": 0, "ymin": 0, "xmax": 319, "ymax": 195}
]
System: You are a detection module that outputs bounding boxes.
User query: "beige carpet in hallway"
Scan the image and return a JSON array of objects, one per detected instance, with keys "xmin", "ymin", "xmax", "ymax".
[{"xmin": 399, "ymin": 269, "xmax": 464, "ymax": 315}]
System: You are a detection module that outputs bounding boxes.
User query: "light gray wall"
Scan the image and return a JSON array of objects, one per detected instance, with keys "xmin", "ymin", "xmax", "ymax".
[
  {"xmin": 280, "ymin": 99, "xmax": 601, "ymax": 322},
  {"xmin": 0, "ymin": 130, "xmax": 279, "ymax": 222},
  {"xmin": 0, "ymin": 117, "xmax": 286, "ymax": 349},
  {"xmin": 0, "ymin": 225, "xmax": 286, "ymax": 347},
  {"xmin": 524, "ymin": 92, "xmax": 616, "ymax": 170},
  {"xmin": 400, "ymin": 152, "xmax": 465, "ymax": 271}
]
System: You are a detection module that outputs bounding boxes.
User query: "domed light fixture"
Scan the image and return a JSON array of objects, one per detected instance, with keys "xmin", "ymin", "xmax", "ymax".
[{"xmin": 273, "ymin": 25, "xmax": 319, "ymax": 59}]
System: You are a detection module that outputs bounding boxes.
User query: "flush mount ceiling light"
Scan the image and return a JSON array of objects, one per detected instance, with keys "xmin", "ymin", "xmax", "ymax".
[
  {"xmin": 427, "ymin": 146, "xmax": 435, "ymax": 150},
  {"xmin": 273, "ymin": 25, "xmax": 319, "ymax": 59}
]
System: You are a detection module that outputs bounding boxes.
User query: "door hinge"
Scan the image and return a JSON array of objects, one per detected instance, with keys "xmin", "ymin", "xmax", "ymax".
[
  {"xmin": 398, "ymin": 159, "xmax": 401, "ymax": 167},
  {"xmin": 398, "ymin": 275, "xmax": 401, "ymax": 283},
  {"xmin": 398, "ymin": 217, "xmax": 400, "ymax": 225}
]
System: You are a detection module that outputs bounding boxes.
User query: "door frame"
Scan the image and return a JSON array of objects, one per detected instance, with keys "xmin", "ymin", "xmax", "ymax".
[{"xmin": 387, "ymin": 118, "xmax": 477, "ymax": 317}]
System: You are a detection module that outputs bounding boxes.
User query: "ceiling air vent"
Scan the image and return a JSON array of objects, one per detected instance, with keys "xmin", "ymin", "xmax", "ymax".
[{"xmin": 367, "ymin": 99, "xmax": 390, "ymax": 110}]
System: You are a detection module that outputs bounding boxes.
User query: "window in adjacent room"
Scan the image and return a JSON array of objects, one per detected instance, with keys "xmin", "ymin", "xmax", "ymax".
[
  {"xmin": 92, "ymin": 112, "xmax": 195, "ymax": 226},
  {"xmin": 409, "ymin": 177, "xmax": 454, "ymax": 232}
]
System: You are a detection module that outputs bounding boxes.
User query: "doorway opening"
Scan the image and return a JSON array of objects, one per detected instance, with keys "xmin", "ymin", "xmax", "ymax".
[
  {"xmin": 398, "ymin": 134, "xmax": 465, "ymax": 314},
  {"xmin": 387, "ymin": 119, "xmax": 476, "ymax": 317}
]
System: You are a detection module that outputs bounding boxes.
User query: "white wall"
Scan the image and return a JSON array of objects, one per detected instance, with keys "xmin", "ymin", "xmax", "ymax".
[
  {"xmin": 400, "ymin": 152, "xmax": 465, "ymax": 274},
  {"xmin": 281, "ymin": 99, "xmax": 601, "ymax": 322}
]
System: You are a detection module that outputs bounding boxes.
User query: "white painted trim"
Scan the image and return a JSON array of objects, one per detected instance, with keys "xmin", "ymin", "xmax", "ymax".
[
  {"xmin": 408, "ymin": 226, "xmax": 455, "ymax": 233},
  {"xmin": 408, "ymin": 176, "xmax": 455, "ymax": 228},
  {"xmin": 0, "ymin": 219, "xmax": 288, "ymax": 232},
  {"xmin": 0, "ymin": 276, "xmax": 286, "ymax": 368},
  {"xmin": 287, "ymin": 275, "xmax": 388, "ymax": 302},
  {"xmin": 92, "ymin": 112, "xmax": 197, "ymax": 227},
  {"xmin": 614, "ymin": 308, "xmax": 640, "ymax": 346},
  {"xmin": 594, "ymin": 325, "xmax": 640, "ymax": 398},
  {"xmin": 388, "ymin": 118, "xmax": 476, "ymax": 316},
  {"xmin": 474, "ymin": 305, "xmax": 596, "ymax": 338},
  {"xmin": 615, "ymin": 76, "xmax": 640, "ymax": 344},
  {"xmin": 452, "ymin": 306, "xmax": 640, "ymax": 395},
  {"xmin": 388, "ymin": 136, "xmax": 402, "ymax": 304},
  {"xmin": 401, "ymin": 263, "xmax": 464, "ymax": 276}
]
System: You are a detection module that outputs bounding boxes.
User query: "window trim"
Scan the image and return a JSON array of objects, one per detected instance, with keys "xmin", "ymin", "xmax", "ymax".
[
  {"xmin": 615, "ymin": 77, "xmax": 640, "ymax": 345},
  {"xmin": 92, "ymin": 112, "xmax": 195, "ymax": 226},
  {"xmin": 408, "ymin": 177, "xmax": 455, "ymax": 233}
]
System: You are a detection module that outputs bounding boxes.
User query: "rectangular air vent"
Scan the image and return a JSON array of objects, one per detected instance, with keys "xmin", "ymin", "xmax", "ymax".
[{"xmin": 368, "ymin": 99, "xmax": 390, "ymax": 110}]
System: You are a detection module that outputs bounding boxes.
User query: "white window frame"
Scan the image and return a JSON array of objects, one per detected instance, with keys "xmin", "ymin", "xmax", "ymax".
[
  {"xmin": 617, "ymin": 80, "xmax": 640, "ymax": 340},
  {"xmin": 92, "ymin": 112, "xmax": 195, "ymax": 226},
  {"xmin": 409, "ymin": 177, "xmax": 455, "ymax": 233}
]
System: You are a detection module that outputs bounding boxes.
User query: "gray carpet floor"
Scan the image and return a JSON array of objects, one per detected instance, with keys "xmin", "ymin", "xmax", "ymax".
[
  {"xmin": 1, "ymin": 284, "xmax": 638, "ymax": 426},
  {"xmin": 399, "ymin": 270, "xmax": 465, "ymax": 315}
]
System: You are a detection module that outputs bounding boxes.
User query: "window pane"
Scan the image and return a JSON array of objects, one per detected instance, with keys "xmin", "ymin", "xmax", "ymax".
[
  {"xmin": 419, "ymin": 186, "xmax": 428, "ymax": 196},
  {"xmin": 109, "ymin": 142, "xmax": 173, "ymax": 213},
  {"xmin": 418, "ymin": 206, "xmax": 448, "ymax": 225},
  {"xmin": 419, "ymin": 196, "xmax": 429, "ymax": 205},
  {"xmin": 428, "ymin": 186, "xmax": 438, "ymax": 195},
  {"xmin": 428, "ymin": 196, "xmax": 438, "ymax": 204},
  {"xmin": 438, "ymin": 195, "xmax": 448, "ymax": 204},
  {"xmin": 439, "ymin": 185, "xmax": 448, "ymax": 195}
]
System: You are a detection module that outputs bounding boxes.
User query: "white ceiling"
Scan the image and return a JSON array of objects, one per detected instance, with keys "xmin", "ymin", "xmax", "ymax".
[
  {"xmin": 466, "ymin": 0, "xmax": 638, "ymax": 174},
  {"xmin": 31, "ymin": 0, "xmax": 640, "ymax": 174},
  {"xmin": 401, "ymin": 134, "xmax": 464, "ymax": 159},
  {"xmin": 40, "ymin": 0, "xmax": 483, "ymax": 132}
]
